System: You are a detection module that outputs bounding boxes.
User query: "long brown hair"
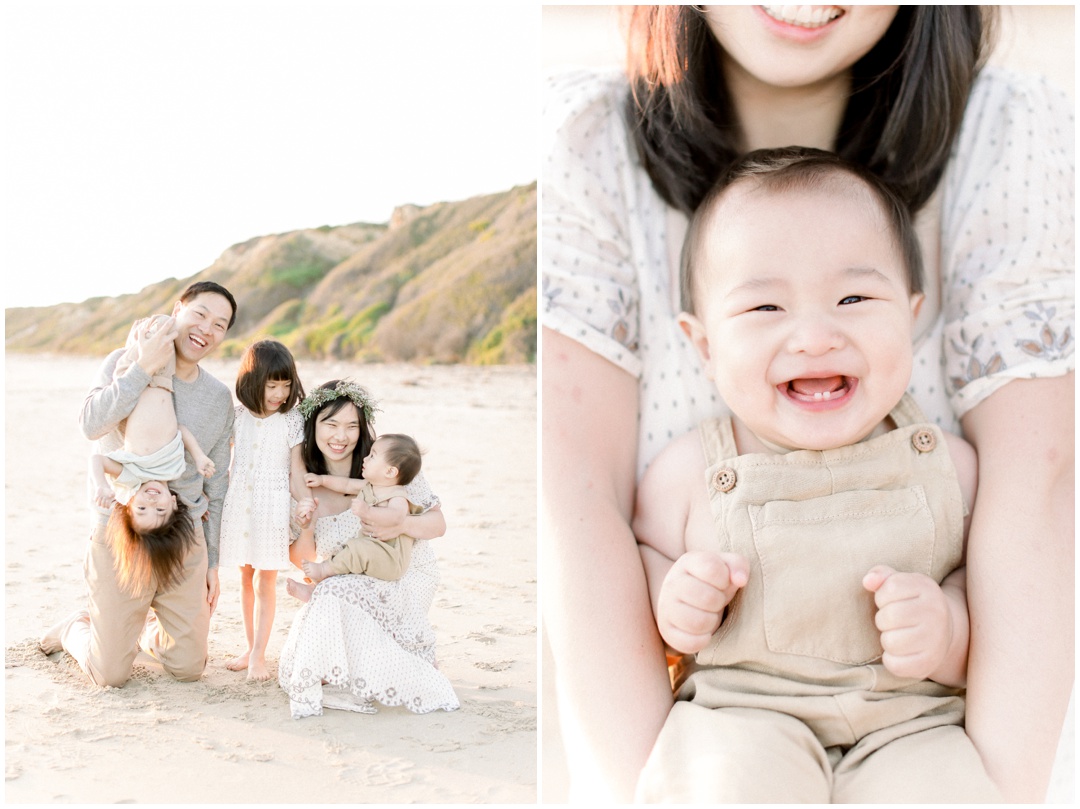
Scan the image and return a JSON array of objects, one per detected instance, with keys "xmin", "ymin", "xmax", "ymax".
[
  {"xmin": 624, "ymin": 6, "xmax": 996, "ymax": 215},
  {"xmin": 108, "ymin": 498, "xmax": 196, "ymax": 596}
]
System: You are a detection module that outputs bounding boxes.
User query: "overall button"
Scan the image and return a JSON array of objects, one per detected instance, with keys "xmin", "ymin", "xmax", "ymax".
[
  {"xmin": 712, "ymin": 468, "xmax": 737, "ymax": 493},
  {"xmin": 912, "ymin": 429, "xmax": 936, "ymax": 453}
]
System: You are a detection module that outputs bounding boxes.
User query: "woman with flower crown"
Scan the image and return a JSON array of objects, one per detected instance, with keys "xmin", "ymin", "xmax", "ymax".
[{"xmin": 277, "ymin": 379, "xmax": 459, "ymax": 718}]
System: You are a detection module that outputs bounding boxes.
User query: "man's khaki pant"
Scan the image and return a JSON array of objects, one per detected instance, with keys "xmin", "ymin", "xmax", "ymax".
[{"xmin": 59, "ymin": 522, "xmax": 210, "ymax": 687}]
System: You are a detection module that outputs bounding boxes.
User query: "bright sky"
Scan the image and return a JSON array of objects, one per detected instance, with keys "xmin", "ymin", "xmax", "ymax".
[{"xmin": 1, "ymin": 2, "xmax": 539, "ymax": 308}]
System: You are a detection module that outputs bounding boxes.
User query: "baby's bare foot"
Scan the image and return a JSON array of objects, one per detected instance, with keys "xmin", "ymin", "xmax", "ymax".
[
  {"xmin": 226, "ymin": 652, "xmax": 250, "ymax": 672},
  {"xmin": 286, "ymin": 578, "xmax": 314, "ymax": 603},
  {"xmin": 247, "ymin": 658, "xmax": 271, "ymax": 681},
  {"xmin": 301, "ymin": 559, "xmax": 332, "ymax": 583}
]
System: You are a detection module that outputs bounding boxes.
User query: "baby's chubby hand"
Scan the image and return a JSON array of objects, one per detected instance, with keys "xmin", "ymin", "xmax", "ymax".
[
  {"xmin": 658, "ymin": 551, "xmax": 749, "ymax": 655},
  {"xmin": 304, "ymin": 473, "xmax": 322, "ymax": 489},
  {"xmin": 863, "ymin": 565, "xmax": 953, "ymax": 681}
]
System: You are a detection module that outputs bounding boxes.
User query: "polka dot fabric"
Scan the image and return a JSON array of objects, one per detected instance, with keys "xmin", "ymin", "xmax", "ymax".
[
  {"xmin": 542, "ymin": 68, "xmax": 1073, "ymax": 478},
  {"xmin": 278, "ymin": 508, "xmax": 459, "ymax": 718},
  {"xmin": 219, "ymin": 406, "xmax": 305, "ymax": 570}
]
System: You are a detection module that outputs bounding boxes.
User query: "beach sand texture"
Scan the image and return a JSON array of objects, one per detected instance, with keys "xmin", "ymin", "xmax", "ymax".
[{"xmin": 4, "ymin": 354, "xmax": 537, "ymax": 804}]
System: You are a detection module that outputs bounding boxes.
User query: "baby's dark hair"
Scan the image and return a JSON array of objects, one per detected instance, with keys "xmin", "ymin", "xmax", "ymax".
[
  {"xmin": 235, "ymin": 339, "xmax": 305, "ymax": 415},
  {"xmin": 377, "ymin": 434, "xmax": 422, "ymax": 486},
  {"xmin": 109, "ymin": 496, "xmax": 196, "ymax": 596},
  {"xmin": 681, "ymin": 147, "xmax": 924, "ymax": 315}
]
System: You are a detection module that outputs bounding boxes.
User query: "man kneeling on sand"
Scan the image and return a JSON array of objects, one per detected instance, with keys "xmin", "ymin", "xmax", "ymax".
[{"xmin": 41, "ymin": 281, "xmax": 237, "ymax": 687}]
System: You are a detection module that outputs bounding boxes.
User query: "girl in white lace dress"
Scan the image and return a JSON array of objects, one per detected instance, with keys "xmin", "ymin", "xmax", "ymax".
[
  {"xmin": 218, "ymin": 340, "xmax": 308, "ymax": 680},
  {"xmin": 279, "ymin": 380, "xmax": 459, "ymax": 718}
]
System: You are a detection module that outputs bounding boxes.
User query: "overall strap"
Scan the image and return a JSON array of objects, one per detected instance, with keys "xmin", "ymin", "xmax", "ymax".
[
  {"xmin": 699, "ymin": 417, "xmax": 738, "ymax": 466},
  {"xmin": 888, "ymin": 392, "xmax": 930, "ymax": 429}
]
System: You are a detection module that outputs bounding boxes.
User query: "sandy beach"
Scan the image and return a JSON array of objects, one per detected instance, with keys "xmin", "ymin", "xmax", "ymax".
[{"xmin": 4, "ymin": 354, "xmax": 537, "ymax": 804}]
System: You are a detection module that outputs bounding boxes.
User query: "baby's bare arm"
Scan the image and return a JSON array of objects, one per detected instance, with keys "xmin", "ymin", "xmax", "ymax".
[
  {"xmin": 376, "ymin": 496, "xmax": 409, "ymax": 539},
  {"xmin": 180, "ymin": 425, "xmax": 215, "ymax": 477},
  {"xmin": 634, "ymin": 432, "xmax": 749, "ymax": 654},
  {"xmin": 306, "ymin": 473, "xmax": 363, "ymax": 495}
]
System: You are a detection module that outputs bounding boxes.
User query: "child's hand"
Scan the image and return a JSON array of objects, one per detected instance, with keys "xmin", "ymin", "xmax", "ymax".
[
  {"xmin": 93, "ymin": 484, "xmax": 116, "ymax": 510},
  {"xmin": 863, "ymin": 565, "xmax": 954, "ymax": 681},
  {"xmin": 195, "ymin": 454, "xmax": 215, "ymax": 478},
  {"xmin": 304, "ymin": 473, "xmax": 322, "ymax": 489},
  {"xmin": 658, "ymin": 551, "xmax": 750, "ymax": 655},
  {"xmin": 294, "ymin": 497, "xmax": 318, "ymax": 528}
]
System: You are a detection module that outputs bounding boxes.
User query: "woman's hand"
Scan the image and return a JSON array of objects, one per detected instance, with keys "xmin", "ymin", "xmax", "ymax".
[{"xmin": 350, "ymin": 497, "xmax": 404, "ymax": 541}]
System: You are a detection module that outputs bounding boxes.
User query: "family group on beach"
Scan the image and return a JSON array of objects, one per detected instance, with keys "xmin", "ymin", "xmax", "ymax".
[{"xmin": 39, "ymin": 280, "xmax": 460, "ymax": 719}]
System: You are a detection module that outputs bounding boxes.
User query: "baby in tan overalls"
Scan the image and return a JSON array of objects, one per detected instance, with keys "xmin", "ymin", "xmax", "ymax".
[
  {"xmin": 633, "ymin": 148, "xmax": 1001, "ymax": 802},
  {"xmin": 300, "ymin": 433, "xmax": 423, "ymax": 583}
]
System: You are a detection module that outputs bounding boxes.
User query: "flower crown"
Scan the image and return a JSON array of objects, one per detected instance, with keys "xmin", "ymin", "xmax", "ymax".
[{"xmin": 297, "ymin": 380, "xmax": 381, "ymax": 423}]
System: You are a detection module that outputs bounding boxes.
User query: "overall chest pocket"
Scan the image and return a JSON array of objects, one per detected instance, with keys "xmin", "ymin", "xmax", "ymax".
[{"xmin": 748, "ymin": 486, "xmax": 936, "ymax": 666}]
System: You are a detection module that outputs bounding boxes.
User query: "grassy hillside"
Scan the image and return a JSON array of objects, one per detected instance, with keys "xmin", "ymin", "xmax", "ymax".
[{"xmin": 6, "ymin": 183, "xmax": 536, "ymax": 365}]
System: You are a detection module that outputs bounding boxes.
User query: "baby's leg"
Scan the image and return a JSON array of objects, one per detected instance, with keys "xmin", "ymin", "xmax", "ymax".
[
  {"xmin": 118, "ymin": 316, "xmax": 181, "ymax": 457},
  {"xmin": 286, "ymin": 578, "xmax": 314, "ymax": 602},
  {"xmin": 115, "ymin": 315, "xmax": 176, "ymax": 391},
  {"xmin": 305, "ymin": 536, "xmax": 410, "ymax": 582},
  {"xmin": 636, "ymin": 703, "xmax": 832, "ymax": 803},
  {"xmin": 833, "ymin": 722, "xmax": 1002, "ymax": 802}
]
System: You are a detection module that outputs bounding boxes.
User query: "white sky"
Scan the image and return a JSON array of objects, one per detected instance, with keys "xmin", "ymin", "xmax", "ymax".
[{"xmin": 1, "ymin": 2, "xmax": 539, "ymax": 308}]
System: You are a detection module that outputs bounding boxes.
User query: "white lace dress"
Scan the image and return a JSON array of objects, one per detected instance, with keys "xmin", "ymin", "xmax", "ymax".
[
  {"xmin": 278, "ymin": 506, "xmax": 459, "ymax": 719},
  {"xmin": 219, "ymin": 406, "xmax": 305, "ymax": 570}
]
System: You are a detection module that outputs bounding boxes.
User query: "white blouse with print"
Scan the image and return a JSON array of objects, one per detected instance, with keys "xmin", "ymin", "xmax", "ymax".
[{"xmin": 543, "ymin": 67, "xmax": 1074, "ymax": 478}]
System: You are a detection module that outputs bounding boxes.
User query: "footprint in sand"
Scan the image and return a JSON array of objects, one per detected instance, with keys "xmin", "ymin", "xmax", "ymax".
[{"xmin": 340, "ymin": 757, "xmax": 415, "ymax": 787}]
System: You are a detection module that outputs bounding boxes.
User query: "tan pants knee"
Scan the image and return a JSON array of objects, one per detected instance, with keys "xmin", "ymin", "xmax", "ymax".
[
  {"xmin": 636, "ymin": 703, "xmax": 833, "ymax": 803},
  {"xmin": 328, "ymin": 535, "xmax": 412, "ymax": 581}
]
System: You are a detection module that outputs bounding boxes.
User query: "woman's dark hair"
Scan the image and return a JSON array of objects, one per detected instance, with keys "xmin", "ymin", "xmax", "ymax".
[
  {"xmin": 625, "ymin": 6, "xmax": 996, "ymax": 215},
  {"xmin": 681, "ymin": 147, "xmax": 924, "ymax": 314},
  {"xmin": 301, "ymin": 380, "xmax": 376, "ymax": 479},
  {"xmin": 235, "ymin": 339, "xmax": 305, "ymax": 415},
  {"xmin": 109, "ymin": 496, "xmax": 195, "ymax": 596}
]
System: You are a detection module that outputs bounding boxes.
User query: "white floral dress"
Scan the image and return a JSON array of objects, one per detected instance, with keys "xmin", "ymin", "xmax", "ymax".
[
  {"xmin": 278, "ymin": 476, "xmax": 459, "ymax": 718},
  {"xmin": 219, "ymin": 406, "xmax": 305, "ymax": 570}
]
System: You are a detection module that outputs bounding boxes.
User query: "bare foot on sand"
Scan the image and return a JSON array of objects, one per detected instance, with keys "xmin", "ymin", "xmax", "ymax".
[
  {"xmin": 286, "ymin": 578, "xmax": 314, "ymax": 602},
  {"xmin": 39, "ymin": 610, "xmax": 88, "ymax": 654},
  {"xmin": 247, "ymin": 657, "xmax": 271, "ymax": 681},
  {"xmin": 226, "ymin": 652, "xmax": 250, "ymax": 672},
  {"xmin": 301, "ymin": 559, "xmax": 334, "ymax": 584}
]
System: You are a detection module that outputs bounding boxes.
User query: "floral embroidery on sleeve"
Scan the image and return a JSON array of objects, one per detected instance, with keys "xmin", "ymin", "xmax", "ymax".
[{"xmin": 1017, "ymin": 302, "xmax": 1073, "ymax": 362}]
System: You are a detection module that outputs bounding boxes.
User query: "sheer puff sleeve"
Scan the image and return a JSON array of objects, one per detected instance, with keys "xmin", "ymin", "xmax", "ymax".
[
  {"xmin": 542, "ymin": 70, "xmax": 644, "ymax": 378},
  {"xmin": 940, "ymin": 68, "xmax": 1074, "ymax": 417}
]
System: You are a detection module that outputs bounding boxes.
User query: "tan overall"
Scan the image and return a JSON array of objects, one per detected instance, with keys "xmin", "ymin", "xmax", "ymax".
[
  {"xmin": 637, "ymin": 395, "xmax": 1000, "ymax": 803},
  {"xmin": 325, "ymin": 482, "xmax": 419, "ymax": 581}
]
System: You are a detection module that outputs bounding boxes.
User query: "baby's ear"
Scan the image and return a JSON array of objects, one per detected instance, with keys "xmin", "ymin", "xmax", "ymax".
[
  {"xmin": 909, "ymin": 291, "xmax": 925, "ymax": 321},
  {"xmin": 677, "ymin": 312, "xmax": 712, "ymax": 367}
]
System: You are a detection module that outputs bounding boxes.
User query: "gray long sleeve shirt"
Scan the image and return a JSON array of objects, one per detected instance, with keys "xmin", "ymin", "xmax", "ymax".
[{"xmin": 81, "ymin": 349, "xmax": 234, "ymax": 568}]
